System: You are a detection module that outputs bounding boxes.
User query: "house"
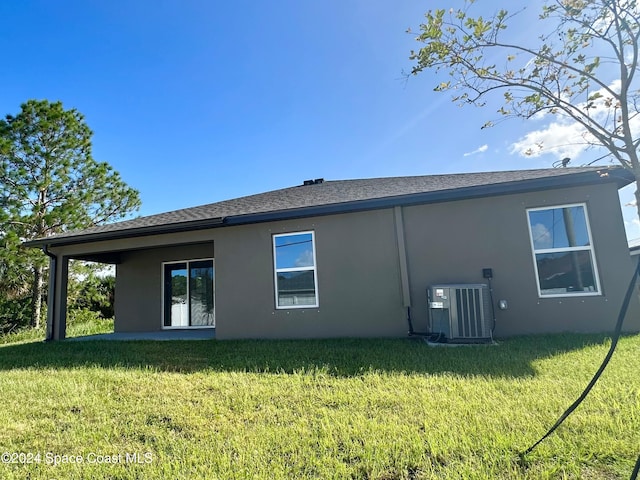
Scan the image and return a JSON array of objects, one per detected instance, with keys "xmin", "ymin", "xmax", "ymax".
[{"xmin": 25, "ymin": 166, "xmax": 640, "ymax": 341}]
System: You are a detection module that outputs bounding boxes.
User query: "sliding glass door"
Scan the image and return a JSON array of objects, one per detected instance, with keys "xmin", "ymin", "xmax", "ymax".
[{"xmin": 163, "ymin": 259, "xmax": 214, "ymax": 328}]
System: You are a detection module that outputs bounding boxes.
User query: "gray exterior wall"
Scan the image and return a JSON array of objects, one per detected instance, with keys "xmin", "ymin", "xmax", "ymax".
[
  {"xmin": 111, "ymin": 209, "xmax": 406, "ymax": 338},
  {"xmin": 115, "ymin": 242, "xmax": 215, "ymax": 332},
  {"xmin": 402, "ymin": 182, "xmax": 639, "ymax": 336},
  {"xmin": 53, "ymin": 181, "xmax": 640, "ymax": 339}
]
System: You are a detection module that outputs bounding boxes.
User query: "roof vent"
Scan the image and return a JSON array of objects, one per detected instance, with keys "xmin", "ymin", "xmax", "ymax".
[{"xmin": 302, "ymin": 178, "xmax": 324, "ymax": 186}]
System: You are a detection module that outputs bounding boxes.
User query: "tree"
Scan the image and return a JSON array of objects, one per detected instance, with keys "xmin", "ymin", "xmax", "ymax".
[
  {"xmin": 408, "ymin": 0, "xmax": 639, "ymax": 216},
  {"xmin": 0, "ymin": 100, "xmax": 141, "ymax": 328},
  {"xmin": 67, "ymin": 261, "xmax": 116, "ymax": 319},
  {"xmin": 0, "ymin": 229, "xmax": 34, "ymax": 331}
]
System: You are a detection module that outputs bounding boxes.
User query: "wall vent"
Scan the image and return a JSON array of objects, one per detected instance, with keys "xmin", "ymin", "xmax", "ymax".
[
  {"xmin": 302, "ymin": 178, "xmax": 324, "ymax": 186},
  {"xmin": 427, "ymin": 284, "xmax": 492, "ymax": 343}
]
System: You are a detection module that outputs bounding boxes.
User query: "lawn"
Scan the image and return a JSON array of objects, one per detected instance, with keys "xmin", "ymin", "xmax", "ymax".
[{"xmin": 0, "ymin": 327, "xmax": 638, "ymax": 479}]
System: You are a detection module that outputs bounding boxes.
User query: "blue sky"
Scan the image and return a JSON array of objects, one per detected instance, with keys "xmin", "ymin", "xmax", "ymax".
[{"xmin": 1, "ymin": 0, "xmax": 638, "ymax": 239}]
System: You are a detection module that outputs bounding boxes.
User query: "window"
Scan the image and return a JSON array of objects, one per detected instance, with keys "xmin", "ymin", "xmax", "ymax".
[
  {"xmin": 273, "ymin": 231, "xmax": 319, "ymax": 308},
  {"xmin": 527, "ymin": 204, "xmax": 600, "ymax": 297},
  {"xmin": 163, "ymin": 259, "xmax": 215, "ymax": 328}
]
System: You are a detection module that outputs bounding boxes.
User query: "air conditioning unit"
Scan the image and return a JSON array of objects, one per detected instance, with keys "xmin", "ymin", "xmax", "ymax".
[{"xmin": 427, "ymin": 284, "xmax": 492, "ymax": 343}]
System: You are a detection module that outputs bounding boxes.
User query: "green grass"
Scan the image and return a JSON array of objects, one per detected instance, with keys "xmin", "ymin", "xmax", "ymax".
[
  {"xmin": 0, "ymin": 326, "xmax": 638, "ymax": 479},
  {"xmin": 0, "ymin": 310, "xmax": 114, "ymax": 345}
]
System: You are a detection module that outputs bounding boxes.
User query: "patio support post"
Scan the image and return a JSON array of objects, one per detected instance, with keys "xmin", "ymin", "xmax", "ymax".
[
  {"xmin": 45, "ymin": 254, "xmax": 57, "ymax": 341},
  {"xmin": 46, "ymin": 254, "xmax": 69, "ymax": 341},
  {"xmin": 55, "ymin": 256, "xmax": 69, "ymax": 340}
]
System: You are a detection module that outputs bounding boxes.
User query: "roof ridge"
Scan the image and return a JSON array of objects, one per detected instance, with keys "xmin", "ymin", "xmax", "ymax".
[
  {"xmin": 321, "ymin": 166, "xmax": 604, "ymax": 183},
  {"xmin": 24, "ymin": 166, "xmax": 631, "ymax": 247},
  {"xmin": 140, "ymin": 166, "xmax": 609, "ymax": 218}
]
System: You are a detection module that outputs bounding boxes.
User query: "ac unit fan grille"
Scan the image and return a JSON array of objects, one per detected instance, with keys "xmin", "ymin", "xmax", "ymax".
[
  {"xmin": 454, "ymin": 287, "xmax": 486, "ymax": 339},
  {"xmin": 428, "ymin": 284, "xmax": 492, "ymax": 342}
]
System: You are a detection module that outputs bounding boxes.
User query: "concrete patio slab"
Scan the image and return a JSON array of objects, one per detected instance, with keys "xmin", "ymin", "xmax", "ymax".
[{"xmin": 68, "ymin": 329, "xmax": 216, "ymax": 341}]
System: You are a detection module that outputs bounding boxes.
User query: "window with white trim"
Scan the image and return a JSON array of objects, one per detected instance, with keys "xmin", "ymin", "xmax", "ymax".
[
  {"xmin": 527, "ymin": 204, "xmax": 600, "ymax": 297},
  {"xmin": 273, "ymin": 231, "xmax": 319, "ymax": 308}
]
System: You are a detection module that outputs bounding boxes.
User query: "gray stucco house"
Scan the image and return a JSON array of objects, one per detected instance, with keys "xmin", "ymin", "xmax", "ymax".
[{"xmin": 25, "ymin": 166, "xmax": 640, "ymax": 341}]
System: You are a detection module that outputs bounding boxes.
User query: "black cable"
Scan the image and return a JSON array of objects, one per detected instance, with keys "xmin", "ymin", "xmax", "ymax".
[
  {"xmin": 582, "ymin": 152, "xmax": 613, "ymax": 166},
  {"xmin": 521, "ymin": 256, "xmax": 640, "ymax": 459},
  {"xmin": 632, "ymin": 454, "xmax": 640, "ymax": 480},
  {"xmin": 487, "ymin": 277, "xmax": 497, "ymax": 335}
]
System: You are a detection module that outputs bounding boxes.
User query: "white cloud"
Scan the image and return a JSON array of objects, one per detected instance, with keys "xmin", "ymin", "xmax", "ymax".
[
  {"xmin": 463, "ymin": 144, "xmax": 488, "ymax": 157},
  {"xmin": 295, "ymin": 250, "xmax": 314, "ymax": 268},
  {"xmin": 625, "ymin": 219, "xmax": 640, "ymax": 242},
  {"xmin": 530, "ymin": 223, "xmax": 552, "ymax": 249},
  {"xmin": 510, "ymin": 120, "xmax": 591, "ymax": 159},
  {"xmin": 619, "ymin": 183, "xmax": 640, "ymax": 240},
  {"xmin": 510, "ymin": 80, "xmax": 640, "ymax": 161}
]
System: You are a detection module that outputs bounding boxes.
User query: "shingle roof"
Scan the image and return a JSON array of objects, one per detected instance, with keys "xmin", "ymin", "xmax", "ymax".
[{"xmin": 25, "ymin": 166, "xmax": 633, "ymax": 247}]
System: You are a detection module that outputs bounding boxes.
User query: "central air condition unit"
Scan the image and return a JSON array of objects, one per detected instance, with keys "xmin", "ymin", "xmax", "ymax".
[{"xmin": 427, "ymin": 284, "xmax": 492, "ymax": 343}]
